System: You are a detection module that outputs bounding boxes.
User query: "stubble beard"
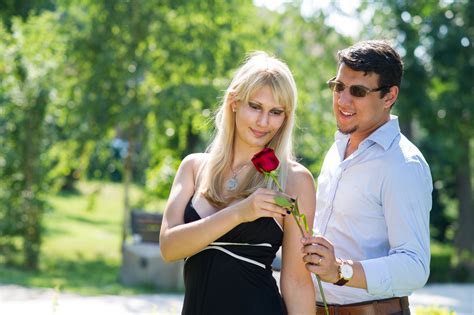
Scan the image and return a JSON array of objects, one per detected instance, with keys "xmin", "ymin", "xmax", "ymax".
[{"xmin": 337, "ymin": 124, "xmax": 357, "ymax": 135}]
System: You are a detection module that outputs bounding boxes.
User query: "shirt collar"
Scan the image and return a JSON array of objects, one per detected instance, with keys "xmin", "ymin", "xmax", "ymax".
[
  {"xmin": 366, "ymin": 115, "xmax": 401, "ymax": 151},
  {"xmin": 335, "ymin": 115, "xmax": 401, "ymax": 152}
]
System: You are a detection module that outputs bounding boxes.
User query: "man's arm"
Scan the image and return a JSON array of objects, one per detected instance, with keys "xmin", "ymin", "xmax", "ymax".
[{"xmin": 302, "ymin": 157, "xmax": 432, "ymax": 296}]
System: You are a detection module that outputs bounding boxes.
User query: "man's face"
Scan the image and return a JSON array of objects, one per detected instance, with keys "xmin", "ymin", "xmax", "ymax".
[{"xmin": 332, "ymin": 63, "xmax": 393, "ymax": 141}]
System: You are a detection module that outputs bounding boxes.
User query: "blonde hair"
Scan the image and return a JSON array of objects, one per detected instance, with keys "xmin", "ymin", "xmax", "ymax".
[{"xmin": 200, "ymin": 51, "xmax": 297, "ymax": 208}]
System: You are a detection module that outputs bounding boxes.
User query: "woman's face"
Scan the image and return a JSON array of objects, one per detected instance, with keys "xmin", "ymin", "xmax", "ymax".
[{"xmin": 233, "ymin": 85, "xmax": 286, "ymax": 151}]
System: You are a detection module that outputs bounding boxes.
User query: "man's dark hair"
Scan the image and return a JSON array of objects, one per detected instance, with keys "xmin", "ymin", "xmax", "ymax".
[{"xmin": 337, "ymin": 40, "xmax": 403, "ymax": 98}]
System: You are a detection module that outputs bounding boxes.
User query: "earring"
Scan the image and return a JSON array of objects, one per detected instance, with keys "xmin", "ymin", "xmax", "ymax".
[{"xmin": 232, "ymin": 107, "xmax": 236, "ymax": 112}]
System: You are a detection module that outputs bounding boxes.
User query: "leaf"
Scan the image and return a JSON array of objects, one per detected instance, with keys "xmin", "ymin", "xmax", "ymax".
[
  {"xmin": 300, "ymin": 213, "xmax": 309, "ymax": 232},
  {"xmin": 292, "ymin": 198, "xmax": 309, "ymax": 233},
  {"xmin": 274, "ymin": 195, "xmax": 293, "ymax": 208}
]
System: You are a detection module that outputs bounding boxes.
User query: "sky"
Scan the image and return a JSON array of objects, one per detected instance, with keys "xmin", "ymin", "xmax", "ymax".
[{"xmin": 253, "ymin": 0, "xmax": 363, "ymax": 38}]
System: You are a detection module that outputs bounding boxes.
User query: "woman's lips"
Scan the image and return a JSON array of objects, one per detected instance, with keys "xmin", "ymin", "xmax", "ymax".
[{"xmin": 250, "ymin": 128, "xmax": 269, "ymax": 138}]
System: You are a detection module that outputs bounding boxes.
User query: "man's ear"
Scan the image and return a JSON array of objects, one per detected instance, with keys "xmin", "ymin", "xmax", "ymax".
[{"xmin": 384, "ymin": 86, "xmax": 399, "ymax": 109}]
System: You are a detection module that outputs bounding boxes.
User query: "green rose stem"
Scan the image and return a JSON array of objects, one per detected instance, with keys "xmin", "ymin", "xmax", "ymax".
[{"xmin": 266, "ymin": 171, "xmax": 329, "ymax": 315}]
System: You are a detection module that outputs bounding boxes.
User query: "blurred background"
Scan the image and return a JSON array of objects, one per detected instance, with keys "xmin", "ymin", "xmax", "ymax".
[{"xmin": 0, "ymin": 0, "xmax": 472, "ymax": 296}]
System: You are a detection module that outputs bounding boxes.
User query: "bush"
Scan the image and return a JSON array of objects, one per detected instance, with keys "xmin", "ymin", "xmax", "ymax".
[{"xmin": 430, "ymin": 242, "xmax": 454, "ymax": 282}]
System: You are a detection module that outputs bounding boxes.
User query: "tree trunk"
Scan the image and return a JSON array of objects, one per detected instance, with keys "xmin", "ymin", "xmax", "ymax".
[
  {"xmin": 22, "ymin": 93, "xmax": 46, "ymax": 270},
  {"xmin": 455, "ymin": 137, "xmax": 474, "ymax": 273},
  {"xmin": 121, "ymin": 136, "xmax": 133, "ymax": 248}
]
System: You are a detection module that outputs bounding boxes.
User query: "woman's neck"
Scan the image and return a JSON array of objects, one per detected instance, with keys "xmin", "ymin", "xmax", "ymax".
[{"xmin": 231, "ymin": 143, "xmax": 264, "ymax": 168}]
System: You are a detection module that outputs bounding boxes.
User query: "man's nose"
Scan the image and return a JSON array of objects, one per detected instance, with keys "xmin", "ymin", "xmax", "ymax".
[{"xmin": 337, "ymin": 88, "xmax": 352, "ymax": 106}]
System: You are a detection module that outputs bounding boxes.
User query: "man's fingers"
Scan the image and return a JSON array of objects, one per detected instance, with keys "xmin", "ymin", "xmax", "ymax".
[
  {"xmin": 301, "ymin": 235, "xmax": 334, "ymax": 249},
  {"xmin": 302, "ymin": 243, "xmax": 327, "ymax": 257},
  {"xmin": 303, "ymin": 253, "xmax": 323, "ymax": 265},
  {"xmin": 305, "ymin": 262, "xmax": 323, "ymax": 274}
]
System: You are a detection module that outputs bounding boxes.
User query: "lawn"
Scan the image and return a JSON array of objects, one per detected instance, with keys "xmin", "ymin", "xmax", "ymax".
[
  {"xmin": 0, "ymin": 179, "xmax": 460, "ymax": 295},
  {"xmin": 0, "ymin": 180, "xmax": 166, "ymax": 295}
]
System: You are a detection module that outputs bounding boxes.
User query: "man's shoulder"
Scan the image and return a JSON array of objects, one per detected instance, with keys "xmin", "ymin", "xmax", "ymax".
[
  {"xmin": 390, "ymin": 133, "xmax": 428, "ymax": 166},
  {"xmin": 384, "ymin": 134, "xmax": 432, "ymax": 183}
]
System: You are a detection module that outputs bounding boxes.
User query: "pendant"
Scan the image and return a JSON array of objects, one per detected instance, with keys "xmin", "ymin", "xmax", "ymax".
[{"xmin": 226, "ymin": 177, "xmax": 238, "ymax": 191}]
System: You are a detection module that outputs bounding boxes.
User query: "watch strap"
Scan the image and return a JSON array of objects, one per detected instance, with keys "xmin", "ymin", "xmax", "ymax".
[
  {"xmin": 334, "ymin": 277, "xmax": 349, "ymax": 286},
  {"xmin": 333, "ymin": 259, "xmax": 349, "ymax": 286}
]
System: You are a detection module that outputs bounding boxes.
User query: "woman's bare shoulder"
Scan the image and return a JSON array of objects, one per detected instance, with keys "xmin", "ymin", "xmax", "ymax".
[
  {"xmin": 182, "ymin": 152, "xmax": 208, "ymax": 165},
  {"xmin": 181, "ymin": 152, "xmax": 209, "ymax": 179},
  {"xmin": 287, "ymin": 160, "xmax": 313, "ymax": 179},
  {"xmin": 286, "ymin": 160, "xmax": 315, "ymax": 191}
]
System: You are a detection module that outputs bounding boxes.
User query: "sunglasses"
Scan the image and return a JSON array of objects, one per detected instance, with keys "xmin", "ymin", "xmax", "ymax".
[{"xmin": 327, "ymin": 77, "xmax": 390, "ymax": 97}]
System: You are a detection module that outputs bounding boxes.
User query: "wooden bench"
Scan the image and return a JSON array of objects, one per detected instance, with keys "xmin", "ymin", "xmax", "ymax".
[
  {"xmin": 130, "ymin": 209, "xmax": 163, "ymax": 243},
  {"xmin": 121, "ymin": 209, "xmax": 184, "ymax": 290}
]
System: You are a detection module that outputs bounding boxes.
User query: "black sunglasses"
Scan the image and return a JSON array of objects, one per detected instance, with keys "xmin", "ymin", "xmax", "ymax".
[{"xmin": 327, "ymin": 77, "xmax": 390, "ymax": 97}]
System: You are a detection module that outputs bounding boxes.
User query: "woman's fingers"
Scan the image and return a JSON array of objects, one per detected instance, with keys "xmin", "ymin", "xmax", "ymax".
[
  {"xmin": 262, "ymin": 200, "xmax": 289, "ymax": 215},
  {"xmin": 244, "ymin": 188, "xmax": 294, "ymax": 220}
]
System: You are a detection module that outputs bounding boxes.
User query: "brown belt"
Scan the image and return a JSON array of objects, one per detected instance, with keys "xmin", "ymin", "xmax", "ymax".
[{"xmin": 316, "ymin": 296, "xmax": 410, "ymax": 315}]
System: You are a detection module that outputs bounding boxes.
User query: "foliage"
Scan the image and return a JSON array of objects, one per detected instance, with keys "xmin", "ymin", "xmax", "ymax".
[
  {"xmin": 0, "ymin": 0, "xmax": 259, "ymax": 268},
  {"xmin": 0, "ymin": 181, "xmax": 164, "ymax": 295},
  {"xmin": 360, "ymin": 0, "xmax": 474, "ymax": 278},
  {"xmin": 0, "ymin": 0, "xmax": 471, "ymax": 277},
  {"xmin": 0, "ymin": 12, "xmax": 68, "ymax": 269},
  {"xmin": 253, "ymin": 4, "xmax": 348, "ymax": 174}
]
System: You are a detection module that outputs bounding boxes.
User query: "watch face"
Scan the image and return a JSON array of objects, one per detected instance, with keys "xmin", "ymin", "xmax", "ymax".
[{"xmin": 341, "ymin": 264, "xmax": 353, "ymax": 280}]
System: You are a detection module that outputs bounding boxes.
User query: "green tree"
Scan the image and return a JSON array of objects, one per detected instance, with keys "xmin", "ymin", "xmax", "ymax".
[
  {"xmin": 0, "ymin": 12, "xmax": 67, "ymax": 269},
  {"xmin": 361, "ymin": 0, "xmax": 474, "ymax": 277},
  {"xmin": 59, "ymin": 0, "xmax": 258, "ymax": 245},
  {"xmin": 245, "ymin": 3, "xmax": 350, "ymax": 174}
]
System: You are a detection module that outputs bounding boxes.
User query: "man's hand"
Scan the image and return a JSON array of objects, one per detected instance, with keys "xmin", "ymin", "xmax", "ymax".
[{"xmin": 301, "ymin": 236, "xmax": 341, "ymax": 283}]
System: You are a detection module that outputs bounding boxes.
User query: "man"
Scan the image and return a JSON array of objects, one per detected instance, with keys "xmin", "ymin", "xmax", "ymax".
[{"xmin": 302, "ymin": 40, "xmax": 432, "ymax": 315}]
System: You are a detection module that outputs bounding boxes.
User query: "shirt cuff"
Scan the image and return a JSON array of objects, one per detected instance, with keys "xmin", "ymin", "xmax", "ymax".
[{"xmin": 361, "ymin": 257, "xmax": 393, "ymax": 296}]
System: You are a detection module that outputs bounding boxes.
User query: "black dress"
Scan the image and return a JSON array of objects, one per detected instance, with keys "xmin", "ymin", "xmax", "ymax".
[{"xmin": 182, "ymin": 197, "xmax": 286, "ymax": 315}]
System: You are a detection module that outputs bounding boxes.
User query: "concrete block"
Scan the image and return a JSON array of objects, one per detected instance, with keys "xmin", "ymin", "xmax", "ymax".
[{"xmin": 120, "ymin": 243, "xmax": 184, "ymax": 291}]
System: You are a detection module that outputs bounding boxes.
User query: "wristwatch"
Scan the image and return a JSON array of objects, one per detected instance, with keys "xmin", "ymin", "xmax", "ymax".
[{"xmin": 334, "ymin": 259, "xmax": 353, "ymax": 286}]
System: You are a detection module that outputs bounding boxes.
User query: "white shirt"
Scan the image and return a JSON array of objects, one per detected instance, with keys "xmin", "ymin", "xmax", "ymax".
[{"xmin": 314, "ymin": 115, "xmax": 432, "ymax": 304}]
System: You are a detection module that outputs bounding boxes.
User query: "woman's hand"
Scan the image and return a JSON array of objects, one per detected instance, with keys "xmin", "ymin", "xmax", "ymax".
[{"xmin": 235, "ymin": 188, "xmax": 291, "ymax": 223}]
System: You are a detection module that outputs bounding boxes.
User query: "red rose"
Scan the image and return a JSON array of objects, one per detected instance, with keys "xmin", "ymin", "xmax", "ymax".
[{"xmin": 251, "ymin": 148, "xmax": 279, "ymax": 173}]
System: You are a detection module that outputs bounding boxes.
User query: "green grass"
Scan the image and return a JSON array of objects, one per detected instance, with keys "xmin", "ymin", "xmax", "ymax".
[
  {"xmin": 0, "ymin": 180, "xmax": 166, "ymax": 295},
  {"xmin": 429, "ymin": 240, "xmax": 456, "ymax": 283},
  {"xmin": 0, "ymin": 180, "xmax": 462, "ymax": 294},
  {"xmin": 415, "ymin": 306, "xmax": 457, "ymax": 314}
]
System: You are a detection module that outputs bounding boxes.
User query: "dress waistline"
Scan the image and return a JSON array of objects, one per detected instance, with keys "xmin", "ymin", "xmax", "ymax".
[{"xmin": 185, "ymin": 242, "xmax": 274, "ymax": 270}]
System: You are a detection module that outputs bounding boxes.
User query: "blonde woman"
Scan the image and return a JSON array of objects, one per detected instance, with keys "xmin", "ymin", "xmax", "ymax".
[{"xmin": 160, "ymin": 52, "xmax": 316, "ymax": 315}]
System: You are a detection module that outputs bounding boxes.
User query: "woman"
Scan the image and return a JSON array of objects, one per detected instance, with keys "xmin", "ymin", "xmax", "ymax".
[{"xmin": 160, "ymin": 51, "xmax": 316, "ymax": 314}]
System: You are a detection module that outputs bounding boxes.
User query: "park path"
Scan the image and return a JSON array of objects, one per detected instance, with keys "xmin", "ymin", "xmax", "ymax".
[{"xmin": 0, "ymin": 282, "xmax": 473, "ymax": 315}]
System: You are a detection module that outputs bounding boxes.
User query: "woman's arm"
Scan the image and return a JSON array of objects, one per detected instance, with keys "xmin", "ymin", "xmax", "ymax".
[
  {"xmin": 159, "ymin": 154, "xmax": 289, "ymax": 262},
  {"xmin": 281, "ymin": 162, "xmax": 316, "ymax": 314}
]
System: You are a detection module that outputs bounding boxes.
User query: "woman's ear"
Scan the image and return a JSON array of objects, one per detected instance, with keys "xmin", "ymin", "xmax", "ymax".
[
  {"xmin": 228, "ymin": 91, "xmax": 238, "ymax": 112},
  {"xmin": 384, "ymin": 86, "xmax": 399, "ymax": 109}
]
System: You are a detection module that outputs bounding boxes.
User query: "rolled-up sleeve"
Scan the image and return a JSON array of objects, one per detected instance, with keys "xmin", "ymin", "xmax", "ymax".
[{"xmin": 361, "ymin": 157, "xmax": 432, "ymax": 296}]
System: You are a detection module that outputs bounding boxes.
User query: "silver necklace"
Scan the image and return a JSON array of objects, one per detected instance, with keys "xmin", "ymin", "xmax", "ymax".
[{"xmin": 226, "ymin": 163, "xmax": 249, "ymax": 191}]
